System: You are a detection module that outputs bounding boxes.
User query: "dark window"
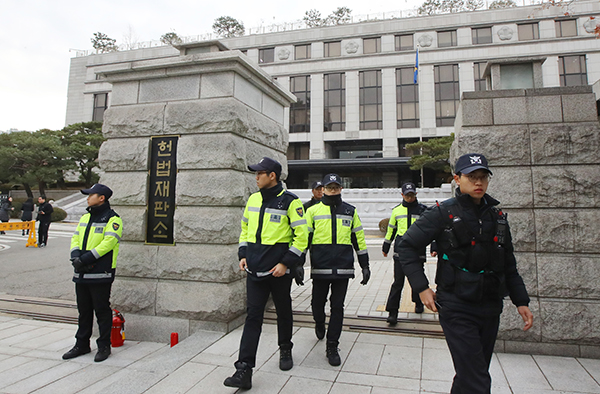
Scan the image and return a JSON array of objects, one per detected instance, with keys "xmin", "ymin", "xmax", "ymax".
[
  {"xmin": 92, "ymin": 93, "xmax": 108, "ymax": 122},
  {"xmin": 438, "ymin": 30, "xmax": 457, "ymax": 48},
  {"xmin": 287, "ymin": 143, "xmax": 310, "ymax": 160},
  {"xmin": 359, "ymin": 70, "xmax": 382, "ymax": 130},
  {"xmin": 295, "ymin": 44, "xmax": 311, "ymax": 60},
  {"xmin": 396, "ymin": 67, "xmax": 420, "ymax": 129},
  {"xmin": 328, "ymin": 140, "xmax": 383, "ymax": 159},
  {"xmin": 363, "ymin": 37, "xmax": 381, "ymax": 54},
  {"xmin": 395, "ymin": 34, "xmax": 414, "ymax": 51},
  {"xmin": 474, "ymin": 62, "xmax": 487, "ymax": 91},
  {"xmin": 399, "ymin": 138, "xmax": 420, "ymax": 157},
  {"xmin": 555, "ymin": 19, "xmax": 577, "ymax": 37},
  {"xmin": 472, "ymin": 27, "xmax": 492, "ymax": 45},
  {"xmin": 324, "ymin": 73, "xmax": 346, "ymax": 131},
  {"xmin": 518, "ymin": 23, "xmax": 539, "ymax": 40},
  {"xmin": 259, "ymin": 47, "xmax": 275, "ymax": 64},
  {"xmin": 289, "ymin": 76, "xmax": 311, "ymax": 133},
  {"xmin": 434, "ymin": 64, "xmax": 460, "ymax": 127},
  {"xmin": 324, "ymin": 41, "xmax": 341, "ymax": 57},
  {"xmin": 559, "ymin": 55, "xmax": 587, "ymax": 86}
]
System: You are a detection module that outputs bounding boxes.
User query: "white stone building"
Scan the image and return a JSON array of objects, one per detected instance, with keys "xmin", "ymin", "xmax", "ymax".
[{"xmin": 65, "ymin": 0, "xmax": 600, "ymax": 188}]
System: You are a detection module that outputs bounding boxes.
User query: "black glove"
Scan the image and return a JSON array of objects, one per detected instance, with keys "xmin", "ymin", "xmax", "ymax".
[
  {"xmin": 79, "ymin": 251, "xmax": 96, "ymax": 265},
  {"xmin": 360, "ymin": 268, "xmax": 371, "ymax": 285},
  {"xmin": 293, "ymin": 265, "xmax": 304, "ymax": 286},
  {"xmin": 71, "ymin": 257, "xmax": 95, "ymax": 273}
]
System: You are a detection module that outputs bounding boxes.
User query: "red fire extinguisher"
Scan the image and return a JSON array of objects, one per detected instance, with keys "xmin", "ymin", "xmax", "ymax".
[{"xmin": 111, "ymin": 309, "xmax": 125, "ymax": 347}]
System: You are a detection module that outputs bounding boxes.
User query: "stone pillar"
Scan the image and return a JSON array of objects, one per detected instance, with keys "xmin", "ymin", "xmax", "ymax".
[
  {"xmin": 452, "ymin": 86, "xmax": 600, "ymax": 358},
  {"xmin": 96, "ymin": 44, "xmax": 296, "ymax": 342}
]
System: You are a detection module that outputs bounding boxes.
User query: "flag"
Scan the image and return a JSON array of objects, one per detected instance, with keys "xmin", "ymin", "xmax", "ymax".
[{"xmin": 413, "ymin": 47, "xmax": 419, "ymax": 84}]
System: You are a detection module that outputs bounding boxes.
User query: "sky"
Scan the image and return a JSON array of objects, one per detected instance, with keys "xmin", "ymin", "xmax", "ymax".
[{"xmin": 0, "ymin": 0, "xmax": 425, "ymax": 132}]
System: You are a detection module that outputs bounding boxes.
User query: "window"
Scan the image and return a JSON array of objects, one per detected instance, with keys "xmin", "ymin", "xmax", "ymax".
[
  {"xmin": 287, "ymin": 143, "xmax": 310, "ymax": 160},
  {"xmin": 359, "ymin": 70, "xmax": 382, "ymax": 130},
  {"xmin": 324, "ymin": 73, "xmax": 346, "ymax": 131},
  {"xmin": 472, "ymin": 27, "xmax": 492, "ymax": 45},
  {"xmin": 474, "ymin": 62, "xmax": 487, "ymax": 91},
  {"xmin": 555, "ymin": 19, "xmax": 577, "ymax": 37},
  {"xmin": 328, "ymin": 140, "xmax": 383, "ymax": 159},
  {"xmin": 92, "ymin": 93, "xmax": 108, "ymax": 122},
  {"xmin": 518, "ymin": 23, "xmax": 539, "ymax": 41},
  {"xmin": 395, "ymin": 34, "xmax": 414, "ymax": 51},
  {"xmin": 399, "ymin": 138, "xmax": 420, "ymax": 157},
  {"xmin": 259, "ymin": 47, "xmax": 275, "ymax": 64},
  {"xmin": 396, "ymin": 67, "xmax": 420, "ymax": 129},
  {"xmin": 434, "ymin": 64, "xmax": 460, "ymax": 127},
  {"xmin": 295, "ymin": 44, "xmax": 311, "ymax": 60},
  {"xmin": 324, "ymin": 41, "xmax": 341, "ymax": 57},
  {"xmin": 559, "ymin": 55, "xmax": 587, "ymax": 86},
  {"xmin": 289, "ymin": 76, "xmax": 311, "ymax": 133},
  {"xmin": 438, "ymin": 30, "xmax": 457, "ymax": 47},
  {"xmin": 363, "ymin": 37, "xmax": 381, "ymax": 54}
]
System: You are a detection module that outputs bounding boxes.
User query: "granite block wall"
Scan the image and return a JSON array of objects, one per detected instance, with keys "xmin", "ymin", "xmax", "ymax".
[
  {"xmin": 96, "ymin": 49, "xmax": 295, "ymax": 341},
  {"xmin": 452, "ymin": 86, "xmax": 600, "ymax": 358}
]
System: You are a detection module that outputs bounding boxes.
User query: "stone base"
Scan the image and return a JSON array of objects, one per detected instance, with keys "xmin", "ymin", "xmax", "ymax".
[{"xmin": 495, "ymin": 339, "xmax": 600, "ymax": 359}]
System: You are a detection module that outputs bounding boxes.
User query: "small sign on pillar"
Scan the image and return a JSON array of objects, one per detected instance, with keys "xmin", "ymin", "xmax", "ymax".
[{"xmin": 146, "ymin": 135, "xmax": 178, "ymax": 245}]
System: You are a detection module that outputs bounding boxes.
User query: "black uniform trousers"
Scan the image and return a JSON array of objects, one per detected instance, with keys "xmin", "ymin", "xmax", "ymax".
[
  {"xmin": 311, "ymin": 278, "xmax": 349, "ymax": 345},
  {"xmin": 238, "ymin": 275, "xmax": 293, "ymax": 368},
  {"xmin": 38, "ymin": 221, "xmax": 51, "ymax": 245},
  {"xmin": 75, "ymin": 282, "xmax": 113, "ymax": 349},
  {"xmin": 385, "ymin": 255, "xmax": 423, "ymax": 312},
  {"xmin": 439, "ymin": 306, "xmax": 500, "ymax": 394}
]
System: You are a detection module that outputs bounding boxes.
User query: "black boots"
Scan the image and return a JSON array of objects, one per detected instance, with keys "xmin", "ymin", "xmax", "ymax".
[
  {"xmin": 94, "ymin": 346, "xmax": 111, "ymax": 362},
  {"xmin": 326, "ymin": 341, "xmax": 341, "ymax": 366},
  {"xmin": 279, "ymin": 343, "xmax": 293, "ymax": 371},
  {"xmin": 62, "ymin": 345, "xmax": 91, "ymax": 360},
  {"xmin": 315, "ymin": 323, "xmax": 325, "ymax": 340},
  {"xmin": 224, "ymin": 361, "xmax": 253, "ymax": 389},
  {"xmin": 415, "ymin": 303, "xmax": 424, "ymax": 314},
  {"xmin": 386, "ymin": 311, "xmax": 398, "ymax": 326}
]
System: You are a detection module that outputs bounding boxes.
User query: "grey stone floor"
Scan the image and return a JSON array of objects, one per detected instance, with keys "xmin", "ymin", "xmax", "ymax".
[{"xmin": 1, "ymin": 314, "xmax": 600, "ymax": 394}]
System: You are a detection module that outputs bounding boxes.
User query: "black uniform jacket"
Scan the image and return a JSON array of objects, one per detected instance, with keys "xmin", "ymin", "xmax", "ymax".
[{"xmin": 397, "ymin": 190, "xmax": 530, "ymax": 316}]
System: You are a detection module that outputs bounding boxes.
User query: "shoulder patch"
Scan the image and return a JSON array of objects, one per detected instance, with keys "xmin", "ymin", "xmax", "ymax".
[
  {"xmin": 296, "ymin": 207, "xmax": 304, "ymax": 217},
  {"xmin": 112, "ymin": 222, "xmax": 120, "ymax": 231}
]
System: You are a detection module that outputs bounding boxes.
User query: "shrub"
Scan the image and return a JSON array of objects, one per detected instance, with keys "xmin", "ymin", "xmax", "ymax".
[
  {"xmin": 379, "ymin": 218, "xmax": 389, "ymax": 233},
  {"xmin": 51, "ymin": 207, "xmax": 68, "ymax": 222}
]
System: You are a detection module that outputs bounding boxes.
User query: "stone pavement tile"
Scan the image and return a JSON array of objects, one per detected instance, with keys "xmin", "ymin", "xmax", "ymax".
[
  {"xmin": 489, "ymin": 353, "xmax": 509, "ymax": 387},
  {"xmin": 76, "ymin": 368, "xmax": 168, "ymax": 394},
  {"xmin": 579, "ymin": 358, "xmax": 600, "ymax": 383},
  {"xmin": 496, "ymin": 353, "xmax": 552, "ymax": 391},
  {"xmin": 357, "ymin": 332, "xmax": 423, "ymax": 348},
  {"xmin": 423, "ymin": 337, "xmax": 448, "ymax": 350},
  {"xmin": 186, "ymin": 365, "xmax": 252, "ymax": 394},
  {"xmin": 38, "ymin": 335, "xmax": 80, "ymax": 352},
  {"xmin": 0, "ymin": 321, "xmax": 20, "ymax": 331},
  {"xmin": 0, "ymin": 355, "xmax": 32, "ymax": 374},
  {"xmin": 420, "ymin": 379, "xmax": 452, "ymax": 393},
  {"xmin": 197, "ymin": 325, "xmax": 242, "ymax": 358},
  {"xmin": 0, "ymin": 358, "xmax": 61, "ymax": 390},
  {"xmin": 490, "ymin": 386, "xmax": 515, "ymax": 394},
  {"xmin": 302, "ymin": 340, "xmax": 347, "ymax": 371},
  {"xmin": 371, "ymin": 387, "xmax": 419, "ymax": 394},
  {"xmin": 0, "ymin": 323, "xmax": 41, "ymax": 340},
  {"xmin": 336, "ymin": 371, "xmax": 420, "ymax": 391},
  {"xmin": 330, "ymin": 382, "xmax": 372, "ymax": 394},
  {"xmin": 0, "ymin": 326, "xmax": 60, "ymax": 347},
  {"xmin": 0, "ymin": 346, "xmax": 30, "ymax": 356},
  {"xmin": 343, "ymin": 342, "xmax": 384, "ymax": 374},
  {"xmin": 143, "ymin": 362, "xmax": 216, "ymax": 394},
  {"xmin": 378, "ymin": 344, "xmax": 422, "ymax": 379},
  {"xmin": 259, "ymin": 328, "xmax": 320, "ymax": 373},
  {"xmin": 190, "ymin": 351, "xmax": 235, "ymax": 367},
  {"xmin": 14, "ymin": 327, "xmax": 74, "ymax": 350},
  {"xmin": 262, "ymin": 362, "xmax": 338, "ymax": 383},
  {"xmin": 421, "ymin": 346, "xmax": 454, "ymax": 383},
  {"xmin": 534, "ymin": 355, "xmax": 600, "ymax": 393},
  {"xmin": 28, "ymin": 364, "xmax": 120, "ymax": 394},
  {"xmin": 279, "ymin": 376, "xmax": 333, "ymax": 394},
  {"xmin": 2, "ymin": 360, "xmax": 85, "ymax": 394},
  {"xmin": 111, "ymin": 341, "xmax": 167, "ymax": 361}
]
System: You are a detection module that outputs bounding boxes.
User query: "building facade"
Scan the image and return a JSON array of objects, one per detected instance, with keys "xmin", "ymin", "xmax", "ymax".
[{"xmin": 65, "ymin": 0, "xmax": 600, "ymax": 188}]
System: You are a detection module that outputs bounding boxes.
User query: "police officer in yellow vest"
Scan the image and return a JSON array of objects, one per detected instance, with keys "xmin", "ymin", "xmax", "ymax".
[
  {"xmin": 306, "ymin": 173, "xmax": 370, "ymax": 366},
  {"xmin": 224, "ymin": 157, "xmax": 309, "ymax": 390},
  {"xmin": 382, "ymin": 182, "xmax": 427, "ymax": 324},
  {"xmin": 62, "ymin": 184, "xmax": 122, "ymax": 363}
]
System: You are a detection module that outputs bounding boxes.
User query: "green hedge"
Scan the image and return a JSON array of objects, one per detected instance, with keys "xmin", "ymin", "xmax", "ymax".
[{"xmin": 51, "ymin": 207, "xmax": 68, "ymax": 222}]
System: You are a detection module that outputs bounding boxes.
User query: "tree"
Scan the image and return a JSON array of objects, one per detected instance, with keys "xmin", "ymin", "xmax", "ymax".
[
  {"xmin": 406, "ymin": 134, "xmax": 455, "ymax": 173},
  {"xmin": 489, "ymin": 0, "xmax": 517, "ymax": 9},
  {"xmin": 303, "ymin": 9, "xmax": 326, "ymax": 27},
  {"xmin": 327, "ymin": 7, "xmax": 352, "ymax": 25},
  {"xmin": 464, "ymin": 0, "xmax": 484, "ymax": 11},
  {"xmin": 58, "ymin": 122, "xmax": 105, "ymax": 188},
  {"xmin": 212, "ymin": 16, "xmax": 245, "ymax": 38},
  {"xmin": 160, "ymin": 32, "xmax": 183, "ymax": 46},
  {"xmin": 417, "ymin": 0, "xmax": 444, "ymax": 15},
  {"xmin": 91, "ymin": 32, "xmax": 118, "ymax": 54},
  {"xmin": 122, "ymin": 25, "xmax": 140, "ymax": 50},
  {"xmin": 417, "ymin": 0, "xmax": 483, "ymax": 15}
]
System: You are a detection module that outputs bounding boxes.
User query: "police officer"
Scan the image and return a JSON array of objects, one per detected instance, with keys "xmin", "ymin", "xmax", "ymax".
[
  {"xmin": 303, "ymin": 181, "xmax": 323, "ymax": 211},
  {"xmin": 382, "ymin": 182, "xmax": 426, "ymax": 324},
  {"xmin": 306, "ymin": 173, "xmax": 370, "ymax": 366},
  {"xmin": 224, "ymin": 157, "xmax": 308, "ymax": 390},
  {"xmin": 397, "ymin": 153, "xmax": 533, "ymax": 394},
  {"xmin": 62, "ymin": 184, "xmax": 123, "ymax": 363}
]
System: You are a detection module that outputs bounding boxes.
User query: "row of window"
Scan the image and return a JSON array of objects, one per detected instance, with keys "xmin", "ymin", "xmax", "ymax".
[
  {"xmin": 288, "ymin": 55, "xmax": 587, "ymax": 131},
  {"xmin": 287, "ymin": 138, "xmax": 426, "ymax": 161},
  {"xmin": 258, "ymin": 19, "xmax": 580, "ymax": 63}
]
